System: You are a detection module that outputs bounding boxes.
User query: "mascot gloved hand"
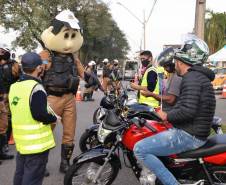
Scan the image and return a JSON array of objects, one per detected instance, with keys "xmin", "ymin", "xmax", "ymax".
[{"xmin": 39, "ymin": 10, "xmax": 86, "ymax": 173}]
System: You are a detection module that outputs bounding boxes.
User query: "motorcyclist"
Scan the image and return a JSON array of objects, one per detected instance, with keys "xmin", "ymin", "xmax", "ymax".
[
  {"xmin": 141, "ymin": 47, "xmax": 182, "ymax": 111},
  {"xmin": 134, "ymin": 35, "xmax": 216, "ymax": 185}
]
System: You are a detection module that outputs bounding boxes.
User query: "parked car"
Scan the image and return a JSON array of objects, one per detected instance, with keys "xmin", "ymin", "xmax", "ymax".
[{"xmin": 123, "ymin": 60, "xmax": 139, "ymax": 81}]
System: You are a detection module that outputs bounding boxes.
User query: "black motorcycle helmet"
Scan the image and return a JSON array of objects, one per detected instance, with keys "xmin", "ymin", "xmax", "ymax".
[
  {"xmin": 0, "ymin": 46, "xmax": 11, "ymax": 60},
  {"xmin": 100, "ymin": 96, "xmax": 115, "ymax": 109},
  {"xmin": 157, "ymin": 47, "xmax": 175, "ymax": 67}
]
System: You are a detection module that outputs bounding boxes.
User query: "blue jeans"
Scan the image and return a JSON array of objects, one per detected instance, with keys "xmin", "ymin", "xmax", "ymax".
[
  {"xmin": 14, "ymin": 150, "xmax": 49, "ymax": 185},
  {"xmin": 134, "ymin": 128, "xmax": 206, "ymax": 185}
]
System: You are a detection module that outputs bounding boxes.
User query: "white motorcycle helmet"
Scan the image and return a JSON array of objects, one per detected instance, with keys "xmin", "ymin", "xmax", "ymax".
[
  {"xmin": 102, "ymin": 58, "xmax": 109, "ymax": 64},
  {"xmin": 88, "ymin": 60, "xmax": 96, "ymax": 66}
]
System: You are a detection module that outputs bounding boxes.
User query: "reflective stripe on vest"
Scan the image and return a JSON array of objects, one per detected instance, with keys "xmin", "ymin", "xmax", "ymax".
[
  {"xmin": 9, "ymin": 80, "xmax": 55, "ymax": 154},
  {"xmin": 139, "ymin": 67, "xmax": 159, "ymax": 108}
]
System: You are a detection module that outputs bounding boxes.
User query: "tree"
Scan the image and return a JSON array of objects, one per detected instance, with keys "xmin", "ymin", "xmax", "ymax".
[
  {"xmin": 205, "ymin": 11, "xmax": 226, "ymax": 54},
  {"xmin": 0, "ymin": 0, "xmax": 129, "ymax": 63}
]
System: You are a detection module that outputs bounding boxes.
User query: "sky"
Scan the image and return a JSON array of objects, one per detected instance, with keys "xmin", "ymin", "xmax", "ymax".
[
  {"xmin": 0, "ymin": 0, "xmax": 226, "ymax": 58},
  {"xmin": 104, "ymin": 0, "xmax": 226, "ymax": 58}
]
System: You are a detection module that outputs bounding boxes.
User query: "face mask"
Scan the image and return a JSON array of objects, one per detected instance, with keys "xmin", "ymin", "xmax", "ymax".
[{"xmin": 141, "ymin": 60, "xmax": 149, "ymax": 67}]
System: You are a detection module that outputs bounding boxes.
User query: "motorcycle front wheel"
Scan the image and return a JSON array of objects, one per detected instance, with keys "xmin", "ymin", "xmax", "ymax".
[
  {"xmin": 64, "ymin": 158, "xmax": 119, "ymax": 185},
  {"xmin": 79, "ymin": 130, "xmax": 100, "ymax": 152}
]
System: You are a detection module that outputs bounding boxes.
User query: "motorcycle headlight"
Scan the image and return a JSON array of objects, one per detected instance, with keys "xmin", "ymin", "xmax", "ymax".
[{"xmin": 97, "ymin": 123, "xmax": 112, "ymax": 143}]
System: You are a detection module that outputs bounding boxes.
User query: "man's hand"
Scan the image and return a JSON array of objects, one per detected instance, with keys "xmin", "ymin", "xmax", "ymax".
[
  {"xmin": 140, "ymin": 90, "xmax": 154, "ymax": 97},
  {"xmin": 157, "ymin": 110, "xmax": 167, "ymax": 121},
  {"xmin": 130, "ymin": 82, "xmax": 139, "ymax": 90}
]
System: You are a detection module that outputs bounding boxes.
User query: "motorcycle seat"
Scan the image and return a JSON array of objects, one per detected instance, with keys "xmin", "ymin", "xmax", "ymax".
[{"xmin": 178, "ymin": 134, "xmax": 226, "ymax": 158}]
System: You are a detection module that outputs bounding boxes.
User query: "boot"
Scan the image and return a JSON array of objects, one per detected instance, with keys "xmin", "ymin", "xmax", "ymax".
[
  {"xmin": 44, "ymin": 168, "xmax": 50, "ymax": 177},
  {"xmin": 0, "ymin": 134, "xmax": 14, "ymax": 160},
  {"xmin": 2, "ymin": 134, "xmax": 9, "ymax": 153},
  {"xmin": 88, "ymin": 92, "xmax": 94, "ymax": 101},
  {"xmin": 82, "ymin": 93, "xmax": 88, "ymax": 101},
  {"xmin": 59, "ymin": 144, "xmax": 74, "ymax": 173}
]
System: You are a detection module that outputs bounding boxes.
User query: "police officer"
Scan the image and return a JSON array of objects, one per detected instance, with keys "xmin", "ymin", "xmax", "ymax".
[
  {"xmin": 83, "ymin": 61, "xmax": 97, "ymax": 101},
  {"xmin": 0, "ymin": 45, "xmax": 19, "ymax": 160},
  {"xmin": 102, "ymin": 58, "xmax": 112, "ymax": 92},
  {"xmin": 9, "ymin": 52, "xmax": 58, "ymax": 185}
]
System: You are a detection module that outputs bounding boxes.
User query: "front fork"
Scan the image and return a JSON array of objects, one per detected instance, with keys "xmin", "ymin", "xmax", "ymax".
[{"xmin": 93, "ymin": 142, "xmax": 118, "ymax": 183}]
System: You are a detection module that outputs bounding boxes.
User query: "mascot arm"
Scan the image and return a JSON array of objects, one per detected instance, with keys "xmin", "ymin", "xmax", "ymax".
[
  {"xmin": 74, "ymin": 57, "xmax": 85, "ymax": 79},
  {"xmin": 39, "ymin": 50, "xmax": 52, "ymax": 70},
  {"xmin": 12, "ymin": 62, "xmax": 20, "ymax": 79}
]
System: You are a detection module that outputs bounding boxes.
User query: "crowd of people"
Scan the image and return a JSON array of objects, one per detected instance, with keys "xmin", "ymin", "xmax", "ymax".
[{"xmin": 0, "ymin": 9, "xmax": 217, "ymax": 185}]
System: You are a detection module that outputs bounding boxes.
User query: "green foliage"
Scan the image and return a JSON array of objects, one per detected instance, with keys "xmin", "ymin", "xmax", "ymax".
[
  {"xmin": 0, "ymin": 0, "xmax": 129, "ymax": 63},
  {"xmin": 205, "ymin": 11, "xmax": 226, "ymax": 54}
]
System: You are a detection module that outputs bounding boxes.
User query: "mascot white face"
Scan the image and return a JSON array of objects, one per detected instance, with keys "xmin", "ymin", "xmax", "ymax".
[{"xmin": 41, "ymin": 10, "xmax": 83, "ymax": 54}]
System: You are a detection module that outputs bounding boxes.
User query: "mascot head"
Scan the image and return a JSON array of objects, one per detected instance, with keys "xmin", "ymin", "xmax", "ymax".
[{"xmin": 41, "ymin": 10, "xmax": 83, "ymax": 54}]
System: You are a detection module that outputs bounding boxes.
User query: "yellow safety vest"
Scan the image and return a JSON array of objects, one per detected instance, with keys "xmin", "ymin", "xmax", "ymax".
[
  {"xmin": 9, "ymin": 80, "xmax": 55, "ymax": 154},
  {"xmin": 138, "ymin": 67, "xmax": 159, "ymax": 108}
]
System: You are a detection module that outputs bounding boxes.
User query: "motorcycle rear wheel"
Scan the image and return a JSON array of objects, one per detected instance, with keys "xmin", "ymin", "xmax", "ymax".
[{"xmin": 64, "ymin": 158, "xmax": 119, "ymax": 185}]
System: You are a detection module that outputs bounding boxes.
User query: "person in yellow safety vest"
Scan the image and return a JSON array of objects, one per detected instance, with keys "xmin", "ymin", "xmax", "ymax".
[
  {"xmin": 130, "ymin": 50, "xmax": 159, "ymax": 108},
  {"xmin": 9, "ymin": 52, "xmax": 59, "ymax": 185},
  {"xmin": 141, "ymin": 47, "xmax": 182, "ymax": 112}
]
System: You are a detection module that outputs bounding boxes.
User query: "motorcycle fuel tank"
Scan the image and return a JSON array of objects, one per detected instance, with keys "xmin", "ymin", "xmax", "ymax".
[{"xmin": 122, "ymin": 120, "xmax": 172, "ymax": 151}]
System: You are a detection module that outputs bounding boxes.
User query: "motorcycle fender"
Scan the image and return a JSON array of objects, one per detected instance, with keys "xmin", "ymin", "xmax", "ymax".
[
  {"xmin": 73, "ymin": 148, "xmax": 121, "ymax": 169},
  {"xmin": 85, "ymin": 124, "xmax": 99, "ymax": 134}
]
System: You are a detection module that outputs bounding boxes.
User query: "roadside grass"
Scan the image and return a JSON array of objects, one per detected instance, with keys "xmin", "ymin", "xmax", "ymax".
[
  {"xmin": 211, "ymin": 124, "xmax": 226, "ymax": 135},
  {"xmin": 223, "ymin": 124, "xmax": 226, "ymax": 133}
]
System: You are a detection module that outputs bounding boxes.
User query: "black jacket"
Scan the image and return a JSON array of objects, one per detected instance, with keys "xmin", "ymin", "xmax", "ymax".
[{"xmin": 167, "ymin": 65, "xmax": 216, "ymax": 140}]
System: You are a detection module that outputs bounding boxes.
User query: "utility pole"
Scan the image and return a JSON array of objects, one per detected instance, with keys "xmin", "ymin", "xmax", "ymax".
[
  {"xmin": 117, "ymin": 0, "xmax": 157, "ymax": 50},
  {"xmin": 194, "ymin": 0, "xmax": 206, "ymax": 39},
  {"xmin": 143, "ymin": 10, "xmax": 146, "ymax": 50}
]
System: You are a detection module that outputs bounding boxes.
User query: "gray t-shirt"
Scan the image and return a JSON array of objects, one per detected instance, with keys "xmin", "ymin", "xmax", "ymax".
[{"xmin": 162, "ymin": 73, "xmax": 182, "ymax": 112}]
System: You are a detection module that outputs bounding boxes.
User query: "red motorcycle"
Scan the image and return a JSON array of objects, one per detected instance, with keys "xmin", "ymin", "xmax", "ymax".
[{"xmin": 64, "ymin": 109, "xmax": 226, "ymax": 185}]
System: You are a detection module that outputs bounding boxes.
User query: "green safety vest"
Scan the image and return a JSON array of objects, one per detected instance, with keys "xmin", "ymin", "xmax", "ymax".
[
  {"xmin": 138, "ymin": 66, "xmax": 159, "ymax": 108},
  {"xmin": 9, "ymin": 80, "xmax": 55, "ymax": 154}
]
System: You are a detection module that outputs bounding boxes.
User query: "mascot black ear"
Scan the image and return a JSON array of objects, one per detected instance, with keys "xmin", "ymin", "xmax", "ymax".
[{"xmin": 50, "ymin": 19, "xmax": 65, "ymax": 35}]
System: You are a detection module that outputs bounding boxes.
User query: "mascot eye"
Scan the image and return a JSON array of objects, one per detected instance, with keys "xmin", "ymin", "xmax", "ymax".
[
  {"xmin": 71, "ymin": 33, "xmax": 76, "ymax": 38},
  {"xmin": 64, "ymin": 33, "xmax": 69, "ymax": 39}
]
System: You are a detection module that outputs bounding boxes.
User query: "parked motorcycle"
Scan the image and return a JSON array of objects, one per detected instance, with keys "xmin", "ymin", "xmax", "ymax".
[
  {"xmin": 65, "ymin": 110, "xmax": 226, "ymax": 185},
  {"xmin": 80, "ymin": 91, "xmax": 223, "ymax": 152}
]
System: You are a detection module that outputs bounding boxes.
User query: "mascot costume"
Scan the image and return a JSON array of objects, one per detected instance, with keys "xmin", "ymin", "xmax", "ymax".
[{"xmin": 40, "ymin": 10, "xmax": 102, "ymax": 173}]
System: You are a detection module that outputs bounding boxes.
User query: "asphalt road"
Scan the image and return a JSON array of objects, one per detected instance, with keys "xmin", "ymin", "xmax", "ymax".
[{"xmin": 0, "ymin": 90, "xmax": 225, "ymax": 185}]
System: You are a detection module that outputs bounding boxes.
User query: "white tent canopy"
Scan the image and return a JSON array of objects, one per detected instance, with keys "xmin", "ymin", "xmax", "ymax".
[{"xmin": 209, "ymin": 45, "xmax": 226, "ymax": 62}]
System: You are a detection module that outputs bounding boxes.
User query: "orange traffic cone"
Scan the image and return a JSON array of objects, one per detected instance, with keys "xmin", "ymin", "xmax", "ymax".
[
  {"xmin": 222, "ymin": 81, "xmax": 226, "ymax": 99},
  {"xmin": 8, "ymin": 133, "xmax": 15, "ymax": 145},
  {"xmin": 75, "ymin": 86, "xmax": 83, "ymax": 101}
]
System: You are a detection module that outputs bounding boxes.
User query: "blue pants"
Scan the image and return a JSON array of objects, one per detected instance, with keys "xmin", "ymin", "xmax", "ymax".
[
  {"xmin": 13, "ymin": 150, "xmax": 49, "ymax": 185},
  {"xmin": 134, "ymin": 128, "xmax": 206, "ymax": 185}
]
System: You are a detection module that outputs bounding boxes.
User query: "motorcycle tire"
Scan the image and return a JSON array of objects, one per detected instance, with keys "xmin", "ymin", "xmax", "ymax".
[
  {"xmin": 79, "ymin": 130, "xmax": 100, "ymax": 152},
  {"xmin": 64, "ymin": 157, "xmax": 119, "ymax": 185}
]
